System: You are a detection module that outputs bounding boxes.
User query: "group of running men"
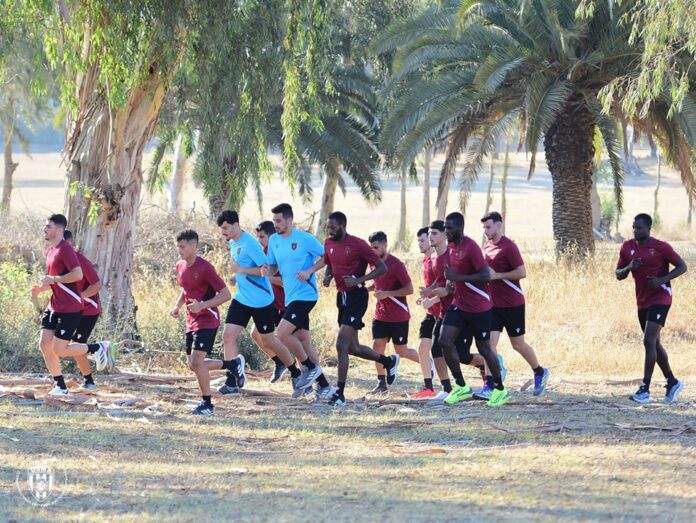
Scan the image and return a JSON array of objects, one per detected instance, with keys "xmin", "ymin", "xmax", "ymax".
[{"xmin": 33, "ymin": 208, "xmax": 686, "ymax": 416}]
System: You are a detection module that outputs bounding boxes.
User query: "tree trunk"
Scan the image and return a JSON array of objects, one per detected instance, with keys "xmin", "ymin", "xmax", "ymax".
[
  {"xmin": 315, "ymin": 158, "xmax": 340, "ymax": 239},
  {"xmin": 501, "ymin": 135, "xmax": 510, "ymax": 235},
  {"xmin": 64, "ymin": 64, "xmax": 167, "ymax": 336},
  {"xmin": 422, "ymin": 146, "xmax": 432, "ymax": 226},
  {"xmin": 688, "ymin": 191, "xmax": 693, "ymax": 228},
  {"xmin": 482, "ymin": 157, "xmax": 495, "ymax": 244},
  {"xmin": 590, "ymin": 180, "xmax": 601, "ymax": 232},
  {"xmin": 544, "ymin": 94, "xmax": 596, "ymax": 258},
  {"xmin": 168, "ymin": 132, "xmax": 188, "ymax": 215},
  {"xmin": 395, "ymin": 163, "xmax": 408, "ymax": 248},
  {"xmin": 2, "ymin": 95, "xmax": 19, "ymax": 213},
  {"xmin": 435, "ymin": 159, "xmax": 451, "ymax": 221},
  {"xmin": 653, "ymin": 152, "xmax": 661, "ymax": 225}
]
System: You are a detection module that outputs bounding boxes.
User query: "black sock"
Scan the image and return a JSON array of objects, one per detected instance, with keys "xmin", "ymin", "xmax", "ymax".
[
  {"xmin": 377, "ymin": 375, "xmax": 387, "ymax": 387},
  {"xmin": 317, "ymin": 373, "xmax": 330, "ymax": 388},
  {"xmin": 222, "ymin": 360, "xmax": 235, "ymax": 371},
  {"xmin": 378, "ymin": 355, "xmax": 392, "ymax": 368},
  {"xmin": 86, "ymin": 343, "xmax": 100, "ymax": 354},
  {"xmin": 53, "ymin": 375, "xmax": 66, "ymax": 389},
  {"xmin": 494, "ymin": 381, "xmax": 504, "ymax": 391},
  {"xmin": 202, "ymin": 395, "xmax": 212, "ymax": 406},
  {"xmin": 664, "ymin": 371, "xmax": 676, "ymax": 384},
  {"xmin": 301, "ymin": 358, "xmax": 316, "ymax": 370},
  {"xmin": 642, "ymin": 379, "xmax": 651, "ymax": 391},
  {"xmin": 453, "ymin": 372, "xmax": 465, "ymax": 387},
  {"xmin": 337, "ymin": 382, "xmax": 346, "ymax": 396},
  {"xmin": 288, "ymin": 362, "xmax": 301, "ymax": 378},
  {"xmin": 225, "ymin": 370, "xmax": 237, "ymax": 387},
  {"xmin": 477, "ymin": 365, "xmax": 486, "ymax": 383},
  {"xmin": 83, "ymin": 374, "xmax": 95, "ymax": 385},
  {"xmin": 486, "ymin": 376, "xmax": 495, "ymax": 389},
  {"xmin": 424, "ymin": 378, "xmax": 433, "ymax": 391},
  {"xmin": 441, "ymin": 379, "xmax": 452, "ymax": 393},
  {"xmin": 272, "ymin": 356, "xmax": 284, "ymax": 366},
  {"xmin": 533, "ymin": 366, "xmax": 544, "ymax": 377}
]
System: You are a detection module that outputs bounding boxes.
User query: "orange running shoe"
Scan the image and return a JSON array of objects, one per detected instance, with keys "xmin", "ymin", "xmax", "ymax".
[{"xmin": 412, "ymin": 387, "xmax": 437, "ymax": 399}]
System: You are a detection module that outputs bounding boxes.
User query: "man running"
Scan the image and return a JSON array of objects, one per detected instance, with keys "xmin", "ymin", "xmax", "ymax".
[
  {"xmin": 265, "ymin": 203, "xmax": 334, "ymax": 399},
  {"xmin": 616, "ymin": 213, "xmax": 687, "ymax": 403},
  {"xmin": 217, "ymin": 210, "xmax": 294, "ymax": 394},
  {"xmin": 254, "ymin": 220, "xmax": 291, "ymax": 383},
  {"xmin": 30, "ymin": 214, "xmax": 113, "ymax": 396},
  {"xmin": 323, "ymin": 212, "xmax": 400, "ymax": 406},
  {"xmin": 420, "ymin": 220, "xmax": 487, "ymax": 401},
  {"xmin": 477, "ymin": 211, "xmax": 549, "ymax": 399},
  {"xmin": 366, "ymin": 231, "xmax": 419, "ymax": 395},
  {"xmin": 171, "ymin": 229, "xmax": 231, "ymax": 415},
  {"xmin": 438, "ymin": 212, "xmax": 509, "ymax": 407}
]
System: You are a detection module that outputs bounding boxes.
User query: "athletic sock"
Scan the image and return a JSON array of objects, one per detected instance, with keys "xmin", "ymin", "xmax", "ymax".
[
  {"xmin": 664, "ymin": 371, "xmax": 676, "ymax": 384},
  {"xmin": 287, "ymin": 363, "xmax": 301, "ymax": 378},
  {"xmin": 272, "ymin": 356, "xmax": 283, "ymax": 366},
  {"xmin": 301, "ymin": 358, "xmax": 316, "ymax": 370},
  {"xmin": 494, "ymin": 382, "xmax": 505, "ymax": 391},
  {"xmin": 86, "ymin": 343, "xmax": 101, "ymax": 354},
  {"xmin": 53, "ymin": 375, "xmax": 67, "ymax": 389},
  {"xmin": 378, "ymin": 355, "xmax": 392, "ymax": 368},
  {"xmin": 452, "ymin": 372, "xmax": 465, "ymax": 387},
  {"xmin": 222, "ymin": 360, "xmax": 235, "ymax": 371},
  {"xmin": 225, "ymin": 370, "xmax": 237, "ymax": 387},
  {"xmin": 377, "ymin": 375, "xmax": 387, "ymax": 387},
  {"xmin": 642, "ymin": 379, "xmax": 651, "ymax": 391},
  {"xmin": 424, "ymin": 378, "xmax": 433, "ymax": 391},
  {"xmin": 441, "ymin": 379, "xmax": 452, "ymax": 393},
  {"xmin": 83, "ymin": 374, "xmax": 95, "ymax": 385},
  {"xmin": 337, "ymin": 382, "xmax": 346, "ymax": 396},
  {"xmin": 317, "ymin": 373, "xmax": 330, "ymax": 388},
  {"xmin": 486, "ymin": 376, "xmax": 495, "ymax": 389},
  {"xmin": 533, "ymin": 366, "xmax": 544, "ymax": 377},
  {"xmin": 477, "ymin": 365, "xmax": 486, "ymax": 384},
  {"xmin": 202, "ymin": 395, "xmax": 212, "ymax": 406}
]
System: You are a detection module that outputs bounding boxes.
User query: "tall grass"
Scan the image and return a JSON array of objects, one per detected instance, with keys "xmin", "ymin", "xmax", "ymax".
[{"xmin": 1, "ymin": 210, "xmax": 694, "ymax": 381}]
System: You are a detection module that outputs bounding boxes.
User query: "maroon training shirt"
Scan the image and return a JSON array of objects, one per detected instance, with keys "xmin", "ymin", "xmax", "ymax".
[
  {"xmin": 324, "ymin": 234, "xmax": 380, "ymax": 292},
  {"xmin": 76, "ymin": 251, "xmax": 101, "ymax": 317},
  {"xmin": 483, "ymin": 236, "xmax": 525, "ymax": 308},
  {"xmin": 176, "ymin": 256, "xmax": 227, "ymax": 332},
  {"xmin": 45, "ymin": 239, "xmax": 83, "ymax": 313},
  {"xmin": 422, "ymin": 253, "xmax": 440, "ymax": 317},
  {"xmin": 372, "ymin": 254, "xmax": 411, "ymax": 322},
  {"xmin": 448, "ymin": 236, "xmax": 492, "ymax": 313}
]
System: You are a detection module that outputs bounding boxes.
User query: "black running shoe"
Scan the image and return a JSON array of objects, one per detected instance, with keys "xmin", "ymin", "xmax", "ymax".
[
  {"xmin": 270, "ymin": 361, "xmax": 288, "ymax": 383},
  {"xmin": 192, "ymin": 401, "xmax": 214, "ymax": 416}
]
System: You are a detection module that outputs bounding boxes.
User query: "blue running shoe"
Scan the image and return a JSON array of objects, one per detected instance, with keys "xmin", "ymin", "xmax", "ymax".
[
  {"xmin": 664, "ymin": 380, "xmax": 684, "ymax": 403},
  {"xmin": 192, "ymin": 401, "xmax": 214, "ymax": 416},
  {"xmin": 630, "ymin": 384, "xmax": 651, "ymax": 403},
  {"xmin": 473, "ymin": 384, "xmax": 493, "ymax": 400},
  {"xmin": 498, "ymin": 354, "xmax": 507, "ymax": 381},
  {"xmin": 533, "ymin": 368, "xmax": 550, "ymax": 396}
]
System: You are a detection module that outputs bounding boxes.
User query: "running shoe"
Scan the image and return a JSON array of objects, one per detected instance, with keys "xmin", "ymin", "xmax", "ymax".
[
  {"xmin": 444, "ymin": 384, "xmax": 473, "ymax": 405},
  {"xmin": 315, "ymin": 384, "xmax": 336, "ymax": 400},
  {"xmin": 328, "ymin": 393, "xmax": 347, "ymax": 407},
  {"xmin": 434, "ymin": 390, "xmax": 449, "ymax": 401},
  {"xmin": 270, "ymin": 361, "xmax": 288, "ymax": 383},
  {"xmin": 386, "ymin": 355, "xmax": 401, "ymax": 385},
  {"xmin": 412, "ymin": 387, "xmax": 437, "ymax": 400},
  {"xmin": 75, "ymin": 382, "xmax": 97, "ymax": 392},
  {"xmin": 235, "ymin": 355, "xmax": 246, "ymax": 388},
  {"xmin": 191, "ymin": 401, "xmax": 214, "ymax": 416},
  {"xmin": 664, "ymin": 380, "xmax": 684, "ymax": 403},
  {"xmin": 291, "ymin": 376, "xmax": 306, "ymax": 398},
  {"xmin": 218, "ymin": 384, "xmax": 241, "ymax": 395},
  {"xmin": 368, "ymin": 382, "xmax": 388, "ymax": 395},
  {"xmin": 533, "ymin": 368, "xmax": 550, "ymax": 396},
  {"xmin": 295, "ymin": 364, "xmax": 323, "ymax": 390},
  {"xmin": 487, "ymin": 387, "xmax": 510, "ymax": 407},
  {"xmin": 473, "ymin": 384, "xmax": 493, "ymax": 401},
  {"xmin": 48, "ymin": 386, "xmax": 69, "ymax": 396},
  {"xmin": 93, "ymin": 341, "xmax": 110, "ymax": 372},
  {"xmin": 630, "ymin": 384, "xmax": 651, "ymax": 403}
]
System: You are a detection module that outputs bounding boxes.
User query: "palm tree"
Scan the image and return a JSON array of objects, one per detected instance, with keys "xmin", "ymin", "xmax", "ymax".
[{"xmin": 374, "ymin": 0, "xmax": 696, "ymax": 256}]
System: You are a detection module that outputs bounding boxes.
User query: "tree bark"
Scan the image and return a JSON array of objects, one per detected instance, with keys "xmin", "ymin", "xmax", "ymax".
[
  {"xmin": 653, "ymin": 152, "xmax": 661, "ymax": 224},
  {"xmin": 435, "ymin": 158, "xmax": 451, "ymax": 221},
  {"xmin": 482, "ymin": 156, "xmax": 495, "ymax": 244},
  {"xmin": 501, "ymin": 135, "xmax": 510, "ymax": 235},
  {"xmin": 395, "ymin": 163, "xmax": 408, "ymax": 248},
  {"xmin": 315, "ymin": 157, "xmax": 339, "ymax": 239},
  {"xmin": 2, "ymin": 95, "xmax": 18, "ymax": 214},
  {"xmin": 422, "ymin": 146, "xmax": 432, "ymax": 226},
  {"xmin": 64, "ymin": 63, "xmax": 167, "ymax": 336},
  {"xmin": 544, "ymin": 94, "xmax": 596, "ymax": 258},
  {"xmin": 168, "ymin": 132, "xmax": 188, "ymax": 215}
]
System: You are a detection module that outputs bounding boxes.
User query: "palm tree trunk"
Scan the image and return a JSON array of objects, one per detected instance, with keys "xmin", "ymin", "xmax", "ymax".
[
  {"xmin": 396, "ymin": 163, "xmax": 408, "ymax": 248},
  {"xmin": 482, "ymin": 157, "xmax": 495, "ymax": 244},
  {"xmin": 2, "ymin": 96, "xmax": 18, "ymax": 214},
  {"xmin": 653, "ymin": 152, "xmax": 661, "ymax": 223},
  {"xmin": 315, "ymin": 158, "xmax": 340, "ymax": 239},
  {"xmin": 168, "ymin": 132, "xmax": 188, "ymax": 215},
  {"xmin": 544, "ymin": 95, "xmax": 596, "ymax": 257},
  {"xmin": 64, "ymin": 62, "xmax": 167, "ymax": 336},
  {"xmin": 435, "ymin": 159, "xmax": 451, "ymax": 221},
  {"xmin": 422, "ymin": 146, "xmax": 432, "ymax": 226}
]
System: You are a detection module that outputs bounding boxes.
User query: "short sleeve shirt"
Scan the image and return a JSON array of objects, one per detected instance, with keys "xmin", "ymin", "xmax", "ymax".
[
  {"xmin": 448, "ymin": 237, "xmax": 492, "ymax": 313},
  {"xmin": 177, "ymin": 256, "xmax": 227, "ymax": 331},
  {"xmin": 483, "ymin": 236, "xmax": 525, "ymax": 308},
  {"xmin": 46, "ymin": 239, "xmax": 83, "ymax": 313},
  {"xmin": 422, "ymin": 254, "xmax": 440, "ymax": 317},
  {"xmin": 372, "ymin": 254, "xmax": 411, "ymax": 322},
  {"xmin": 76, "ymin": 251, "xmax": 101, "ymax": 316},
  {"xmin": 267, "ymin": 228, "xmax": 324, "ymax": 305},
  {"xmin": 324, "ymin": 234, "xmax": 381, "ymax": 292},
  {"xmin": 228, "ymin": 231, "xmax": 274, "ymax": 308}
]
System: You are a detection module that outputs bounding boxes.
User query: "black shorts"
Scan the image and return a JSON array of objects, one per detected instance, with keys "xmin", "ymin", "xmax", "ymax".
[
  {"xmin": 225, "ymin": 300, "xmax": 276, "ymax": 334},
  {"xmin": 41, "ymin": 310, "xmax": 83, "ymax": 341},
  {"xmin": 336, "ymin": 287, "xmax": 369, "ymax": 330},
  {"xmin": 419, "ymin": 314, "xmax": 436, "ymax": 339},
  {"xmin": 273, "ymin": 307, "xmax": 285, "ymax": 327},
  {"xmin": 492, "ymin": 305, "xmax": 525, "ymax": 337},
  {"xmin": 72, "ymin": 314, "xmax": 99, "ymax": 343},
  {"xmin": 443, "ymin": 307, "xmax": 492, "ymax": 343},
  {"xmin": 283, "ymin": 300, "xmax": 316, "ymax": 331},
  {"xmin": 185, "ymin": 328, "xmax": 218, "ymax": 355},
  {"xmin": 431, "ymin": 316, "xmax": 473, "ymax": 361},
  {"xmin": 372, "ymin": 319, "xmax": 409, "ymax": 345},
  {"xmin": 638, "ymin": 304, "xmax": 670, "ymax": 330}
]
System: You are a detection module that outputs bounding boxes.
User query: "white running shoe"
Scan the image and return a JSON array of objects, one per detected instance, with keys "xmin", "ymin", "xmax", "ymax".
[{"xmin": 48, "ymin": 386, "xmax": 69, "ymax": 396}]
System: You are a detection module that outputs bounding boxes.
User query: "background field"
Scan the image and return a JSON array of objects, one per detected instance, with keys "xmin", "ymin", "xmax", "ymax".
[{"xmin": 0, "ymin": 149, "xmax": 694, "ymax": 521}]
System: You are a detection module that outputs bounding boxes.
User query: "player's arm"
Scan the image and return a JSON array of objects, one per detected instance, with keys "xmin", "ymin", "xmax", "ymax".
[
  {"xmin": 41, "ymin": 265, "xmax": 83, "ymax": 286},
  {"xmin": 81, "ymin": 280, "xmax": 102, "ymax": 299},
  {"xmin": 616, "ymin": 257, "xmax": 641, "ymax": 280},
  {"xmin": 490, "ymin": 265, "xmax": 526, "ymax": 281},
  {"xmin": 445, "ymin": 264, "xmax": 490, "ymax": 283},
  {"xmin": 322, "ymin": 264, "xmax": 334, "ymax": 287},
  {"xmin": 345, "ymin": 258, "xmax": 387, "ymax": 288},
  {"xmin": 192, "ymin": 286, "xmax": 232, "ymax": 311},
  {"xmin": 648, "ymin": 259, "xmax": 687, "ymax": 288},
  {"xmin": 297, "ymin": 257, "xmax": 326, "ymax": 282},
  {"xmin": 170, "ymin": 290, "xmax": 186, "ymax": 318},
  {"xmin": 375, "ymin": 281, "xmax": 413, "ymax": 300}
]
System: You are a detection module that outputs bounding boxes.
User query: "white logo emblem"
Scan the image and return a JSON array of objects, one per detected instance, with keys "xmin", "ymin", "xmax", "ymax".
[
  {"xmin": 60, "ymin": 330, "xmax": 66, "ymax": 336},
  {"xmin": 263, "ymin": 325, "xmax": 268, "ymax": 331},
  {"xmin": 330, "ymin": 248, "xmax": 334, "ymax": 254},
  {"xmin": 656, "ymin": 314, "xmax": 661, "ymax": 319},
  {"xmin": 76, "ymin": 334, "xmax": 82, "ymax": 339},
  {"xmin": 516, "ymin": 328, "xmax": 521, "ymax": 333},
  {"xmin": 482, "ymin": 332, "xmax": 487, "ymax": 338},
  {"xmin": 291, "ymin": 314, "xmax": 296, "ymax": 319},
  {"xmin": 399, "ymin": 337, "xmax": 403, "ymax": 342},
  {"xmin": 16, "ymin": 460, "xmax": 67, "ymax": 507},
  {"xmin": 350, "ymin": 316, "xmax": 355, "ymax": 322},
  {"xmin": 200, "ymin": 342, "xmax": 204, "ymax": 348},
  {"xmin": 630, "ymin": 249, "xmax": 635, "ymax": 255}
]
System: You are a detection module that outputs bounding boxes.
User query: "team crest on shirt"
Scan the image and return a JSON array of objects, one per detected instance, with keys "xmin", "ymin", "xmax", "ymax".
[
  {"xmin": 291, "ymin": 242, "xmax": 297, "ymax": 250},
  {"xmin": 193, "ymin": 272, "xmax": 199, "ymax": 280},
  {"xmin": 345, "ymin": 247, "xmax": 351, "ymax": 255},
  {"xmin": 237, "ymin": 247, "xmax": 241, "ymax": 255},
  {"xmin": 630, "ymin": 249, "xmax": 635, "ymax": 255},
  {"xmin": 649, "ymin": 248, "xmax": 656, "ymax": 256}
]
